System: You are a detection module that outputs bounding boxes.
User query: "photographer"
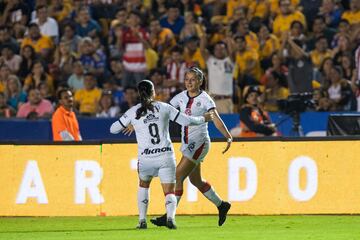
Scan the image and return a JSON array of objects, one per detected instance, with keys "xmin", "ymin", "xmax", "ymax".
[
  {"xmin": 239, "ymin": 86, "xmax": 276, "ymax": 137},
  {"xmin": 280, "ymin": 31, "xmax": 313, "ymax": 94}
]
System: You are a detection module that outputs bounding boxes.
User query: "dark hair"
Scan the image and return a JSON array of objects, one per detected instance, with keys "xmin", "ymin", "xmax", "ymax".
[
  {"xmin": 171, "ymin": 45, "xmax": 184, "ymax": 54},
  {"xmin": 314, "ymin": 15, "xmax": 325, "ymax": 23},
  {"xmin": 234, "ymin": 35, "xmax": 246, "ymax": 42},
  {"xmin": 290, "ymin": 20, "xmax": 304, "ymax": 30},
  {"xmin": 332, "ymin": 65, "xmax": 343, "ymax": 77},
  {"xmin": 270, "ymin": 71, "xmax": 288, "ymax": 88},
  {"xmin": 130, "ymin": 10, "xmax": 142, "ymax": 18},
  {"xmin": 84, "ymin": 72, "xmax": 95, "ymax": 79},
  {"xmin": 28, "ymin": 23, "xmax": 39, "ymax": 29},
  {"xmin": 57, "ymin": 88, "xmax": 71, "ymax": 101},
  {"xmin": 0, "ymin": 26, "xmax": 9, "ymax": 32},
  {"xmin": 36, "ymin": 4, "xmax": 47, "ymax": 11},
  {"xmin": 135, "ymin": 80, "xmax": 155, "ymax": 120},
  {"xmin": 315, "ymin": 35, "xmax": 327, "ymax": 43},
  {"xmin": 185, "ymin": 67, "xmax": 206, "ymax": 90},
  {"xmin": 339, "ymin": 19, "xmax": 350, "ymax": 26}
]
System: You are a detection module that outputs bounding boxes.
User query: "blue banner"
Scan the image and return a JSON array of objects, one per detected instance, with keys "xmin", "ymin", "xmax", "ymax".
[{"xmin": 0, "ymin": 112, "xmax": 336, "ymax": 141}]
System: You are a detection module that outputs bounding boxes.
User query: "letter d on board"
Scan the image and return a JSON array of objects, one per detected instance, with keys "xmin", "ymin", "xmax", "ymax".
[{"xmin": 228, "ymin": 157, "xmax": 257, "ymax": 201}]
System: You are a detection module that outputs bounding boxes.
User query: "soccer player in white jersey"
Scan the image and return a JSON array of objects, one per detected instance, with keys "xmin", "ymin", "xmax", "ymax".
[
  {"xmin": 110, "ymin": 80, "xmax": 213, "ymax": 230},
  {"xmin": 150, "ymin": 67, "xmax": 233, "ymax": 227}
]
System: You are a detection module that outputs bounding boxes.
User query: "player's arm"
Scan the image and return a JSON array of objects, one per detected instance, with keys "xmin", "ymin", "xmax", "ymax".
[
  {"xmin": 209, "ymin": 108, "xmax": 233, "ymax": 154},
  {"xmin": 168, "ymin": 104, "xmax": 213, "ymax": 125},
  {"xmin": 110, "ymin": 109, "xmax": 133, "ymax": 134}
]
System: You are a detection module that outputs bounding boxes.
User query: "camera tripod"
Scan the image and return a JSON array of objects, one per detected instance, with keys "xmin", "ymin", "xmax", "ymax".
[
  {"xmin": 275, "ymin": 110, "xmax": 304, "ymax": 137},
  {"xmin": 289, "ymin": 111, "xmax": 304, "ymax": 137}
]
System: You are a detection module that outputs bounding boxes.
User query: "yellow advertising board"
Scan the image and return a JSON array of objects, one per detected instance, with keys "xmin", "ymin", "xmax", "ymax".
[{"xmin": 0, "ymin": 141, "xmax": 360, "ymax": 216}]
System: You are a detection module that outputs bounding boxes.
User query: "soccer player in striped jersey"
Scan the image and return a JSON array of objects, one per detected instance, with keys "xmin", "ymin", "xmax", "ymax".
[
  {"xmin": 110, "ymin": 80, "xmax": 213, "ymax": 229},
  {"xmin": 151, "ymin": 67, "xmax": 233, "ymax": 227}
]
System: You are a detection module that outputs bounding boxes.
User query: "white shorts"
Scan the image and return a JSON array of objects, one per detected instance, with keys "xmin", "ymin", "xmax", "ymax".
[
  {"xmin": 181, "ymin": 139, "xmax": 210, "ymax": 164},
  {"xmin": 138, "ymin": 156, "xmax": 176, "ymax": 183}
]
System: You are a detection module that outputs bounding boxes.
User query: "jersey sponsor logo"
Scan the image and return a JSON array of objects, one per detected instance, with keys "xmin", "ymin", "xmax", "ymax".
[
  {"xmin": 187, "ymin": 142, "xmax": 196, "ymax": 152},
  {"xmin": 143, "ymin": 113, "xmax": 159, "ymax": 124},
  {"xmin": 185, "ymin": 108, "xmax": 191, "ymax": 115},
  {"xmin": 141, "ymin": 146, "xmax": 172, "ymax": 155}
]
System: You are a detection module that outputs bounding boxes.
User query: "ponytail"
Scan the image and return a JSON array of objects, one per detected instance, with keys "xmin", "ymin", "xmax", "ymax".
[{"xmin": 135, "ymin": 80, "xmax": 155, "ymax": 120}]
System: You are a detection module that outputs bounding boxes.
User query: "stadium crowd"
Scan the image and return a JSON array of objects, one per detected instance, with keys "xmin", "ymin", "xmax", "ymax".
[{"xmin": 0, "ymin": 0, "xmax": 360, "ymax": 119}]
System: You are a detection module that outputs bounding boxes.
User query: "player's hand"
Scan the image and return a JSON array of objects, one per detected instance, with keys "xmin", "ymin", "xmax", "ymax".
[
  {"xmin": 122, "ymin": 124, "xmax": 134, "ymax": 136},
  {"xmin": 222, "ymin": 137, "xmax": 232, "ymax": 154},
  {"xmin": 203, "ymin": 112, "xmax": 214, "ymax": 122}
]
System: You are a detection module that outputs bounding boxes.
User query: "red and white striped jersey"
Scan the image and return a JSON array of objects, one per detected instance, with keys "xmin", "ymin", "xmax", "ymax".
[
  {"xmin": 122, "ymin": 28, "xmax": 149, "ymax": 72},
  {"xmin": 170, "ymin": 90, "xmax": 215, "ymax": 145}
]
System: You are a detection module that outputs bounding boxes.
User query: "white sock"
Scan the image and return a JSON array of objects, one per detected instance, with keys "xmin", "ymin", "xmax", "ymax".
[
  {"xmin": 165, "ymin": 193, "xmax": 177, "ymax": 220},
  {"xmin": 137, "ymin": 187, "xmax": 149, "ymax": 221},
  {"xmin": 203, "ymin": 187, "xmax": 222, "ymax": 207}
]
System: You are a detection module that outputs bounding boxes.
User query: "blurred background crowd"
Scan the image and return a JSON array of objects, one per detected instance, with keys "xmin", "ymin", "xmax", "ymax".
[{"xmin": 0, "ymin": 0, "xmax": 360, "ymax": 120}]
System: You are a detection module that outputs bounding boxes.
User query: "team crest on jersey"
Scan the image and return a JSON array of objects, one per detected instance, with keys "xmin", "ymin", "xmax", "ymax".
[
  {"xmin": 196, "ymin": 101, "xmax": 201, "ymax": 107},
  {"xmin": 187, "ymin": 142, "xmax": 196, "ymax": 152},
  {"xmin": 143, "ymin": 113, "xmax": 159, "ymax": 124}
]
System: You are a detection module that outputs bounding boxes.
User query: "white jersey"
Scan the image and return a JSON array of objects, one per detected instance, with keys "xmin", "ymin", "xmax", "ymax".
[
  {"xmin": 207, "ymin": 56, "xmax": 234, "ymax": 96},
  {"xmin": 115, "ymin": 101, "xmax": 204, "ymax": 160},
  {"xmin": 170, "ymin": 90, "xmax": 216, "ymax": 145}
]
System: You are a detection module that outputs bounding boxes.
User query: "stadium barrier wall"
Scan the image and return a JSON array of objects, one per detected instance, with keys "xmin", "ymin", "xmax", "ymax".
[
  {"xmin": 0, "ymin": 112, "xmax": 335, "ymax": 141},
  {"xmin": 1, "ymin": 140, "xmax": 360, "ymax": 216}
]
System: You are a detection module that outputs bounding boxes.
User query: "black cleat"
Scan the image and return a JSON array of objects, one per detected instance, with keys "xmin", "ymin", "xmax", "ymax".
[
  {"xmin": 150, "ymin": 214, "xmax": 167, "ymax": 227},
  {"xmin": 136, "ymin": 220, "xmax": 147, "ymax": 229},
  {"xmin": 166, "ymin": 219, "xmax": 177, "ymax": 229},
  {"xmin": 218, "ymin": 201, "xmax": 231, "ymax": 226}
]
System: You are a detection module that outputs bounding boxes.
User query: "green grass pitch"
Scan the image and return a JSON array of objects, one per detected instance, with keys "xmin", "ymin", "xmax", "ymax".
[{"xmin": 0, "ymin": 215, "xmax": 359, "ymax": 240}]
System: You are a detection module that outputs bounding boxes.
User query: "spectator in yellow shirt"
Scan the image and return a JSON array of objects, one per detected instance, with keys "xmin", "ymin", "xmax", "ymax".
[
  {"xmin": 74, "ymin": 73, "xmax": 102, "ymax": 116},
  {"xmin": 21, "ymin": 23, "xmax": 53, "ymax": 60},
  {"xmin": 231, "ymin": 18, "xmax": 260, "ymax": 51},
  {"xmin": 310, "ymin": 35, "xmax": 333, "ymax": 69},
  {"xmin": 149, "ymin": 19, "xmax": 176, "ymax": 58},
  {"xmin": 257, "ymin": 24, "xmax": 280, "ymax": 67},
  {"xmin": 247, "ymin": 0, "xmax": 271, "ymax": 22},
  {"xmin": 183, "ymin": 35, "xmax": 206, "ymax": 70},
  {"xmin": 341, "ymin": 0, "xmax": 360, "ymax": 26},
  {"xmin": 227, "ymin": 0, "xmax": 250, "ymax": 20},
  {"xmin": 272, "ymin": 0, "xmax": 306, "ymax": 37},
  {"xmin": 270, "ymin": 0, "xmax": 299, "ymax": 16},
  {"xmin": 234, "ymin": 36, "xmax": 262, "ymax": 88},
  {"xmin": 260, "ymin": 71, "xmax": 289, "ymax": 112}
]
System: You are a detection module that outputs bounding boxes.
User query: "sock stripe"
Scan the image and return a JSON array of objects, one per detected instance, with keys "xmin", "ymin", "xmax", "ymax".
[
  {"xmin": 199, "ymin": 182, "xmax": 211, "ymax": 193},
  {"xmin": 175, "ymin": 190, "xmax": 183, "ymax": 196},
  {"xmin": 164, "ymin": 191, "xmax": 175, "ymax": 196}
]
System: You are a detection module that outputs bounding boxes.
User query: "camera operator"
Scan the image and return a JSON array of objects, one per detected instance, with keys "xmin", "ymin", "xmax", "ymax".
[{"xmin": 239, "ymin": 86, "xmax": 276, "ymax": 137}]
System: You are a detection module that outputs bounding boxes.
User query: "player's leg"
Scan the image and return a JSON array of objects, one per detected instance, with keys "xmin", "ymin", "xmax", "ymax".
[
  {"xmin": 150, "ymin": 155, "xmax": 196, "ymax": 227},
  {"xmin": 174, "ymin": 155, "xmax": 197, "ymax": 205},
  {"xmin": 159, "ymin": 158, "xmax": 177, "ymax": 229},
  {"xmin": 137, "ymin": 178, "xmax": 151, "ymax": 229},
  {"xmin": 189, "ymin": 164, "xmax": 231, "ymax": 226},
  {"xmin": 161, "ymin": 183, "xmax": 177, "ymax": 229}
]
